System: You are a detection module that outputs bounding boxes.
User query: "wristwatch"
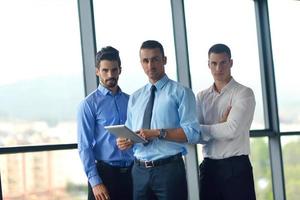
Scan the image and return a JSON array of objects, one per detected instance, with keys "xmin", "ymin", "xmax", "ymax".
[{"xmin": 159, "ymin": 129, "xmax": 167, "ymax": 139}]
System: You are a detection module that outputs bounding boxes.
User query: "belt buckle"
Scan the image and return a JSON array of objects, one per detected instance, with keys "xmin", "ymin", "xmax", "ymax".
[{"xmin": 144, "ymin": 160, "xmax": 154, "ymax": 168}]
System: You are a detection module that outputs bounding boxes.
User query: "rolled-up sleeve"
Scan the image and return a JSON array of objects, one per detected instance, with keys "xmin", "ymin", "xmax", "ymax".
[{"xmin": 179, "ymin": 89, "xmax": 205, "ymax": 144}]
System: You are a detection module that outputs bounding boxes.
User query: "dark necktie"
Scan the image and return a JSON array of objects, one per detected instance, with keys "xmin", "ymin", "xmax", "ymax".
[{"xmin": 142, "ymin": 85, "xmax": 156, "ymax": 129}]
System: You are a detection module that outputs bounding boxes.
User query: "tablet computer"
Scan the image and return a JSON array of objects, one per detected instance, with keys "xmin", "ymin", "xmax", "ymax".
[{"xmin": 105, "ymin": 124, "xmax": 148, "ymax": 143}]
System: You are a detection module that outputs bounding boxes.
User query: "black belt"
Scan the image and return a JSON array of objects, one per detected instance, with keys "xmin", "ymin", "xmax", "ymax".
[
  {"xmin": 135, "ymin": 153, "xmax": 182, "ymax": 168},
  {"xmin": 96, "ymin": 161, "xmax": 132, "ymax": 173},
  {"xmin": 96, "ymin": 160, "xmax": 133, "ymax": 168}
]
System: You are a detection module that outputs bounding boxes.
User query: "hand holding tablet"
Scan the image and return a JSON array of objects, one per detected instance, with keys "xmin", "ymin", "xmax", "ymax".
[{"xmin": 105, "ymin": 125, "xmax": 148, "ymax": 143}]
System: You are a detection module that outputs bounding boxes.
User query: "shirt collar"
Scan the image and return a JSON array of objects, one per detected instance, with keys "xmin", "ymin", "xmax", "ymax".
[
  {"xmin": 97, "ymin": 84, "xmax": 122, "ymax": 96},
  {"xmin": 209, "ymin": 77, "xmax": 236, "ymax": 94},
  {"xmin": 146, "ymin": 74, "xmax": 169, "ymax": 91}
]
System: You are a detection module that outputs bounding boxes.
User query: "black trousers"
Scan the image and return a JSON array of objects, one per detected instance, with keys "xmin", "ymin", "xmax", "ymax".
[
  {"xmin": 199, "ymin": 155, "xmax": 256, "ymax": 200},
  {"xmin": 88, "ymin": 161, "xmax": 133, "ymax": 200}
]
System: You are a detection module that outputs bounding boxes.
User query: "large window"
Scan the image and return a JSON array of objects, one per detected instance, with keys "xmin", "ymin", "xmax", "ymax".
[
  {"xmin": 1, "ymin": 1, "xmax": 299, "ymax": 200},
  {"xmin": 93, "ymin": 0, "xmax": 177, "ymax": 94},
  {"xmin": 250, "ymin": 137, "xmax": 273, "ymax": 200},
  {"xmin": 0, "ymin": 150, "xmax": 86, "ymax": 200},
  {"xmin": 281, "ymin": 136, "xmax": 300, "ymax": 200},
  {"xmin": 184, "ymin": 0, "xmax": 264, "ymax": 130},
  {"xmin": 0, "ymin": 0, "xmax": 84, "ymax": 146},
  {"xmin": 268, "ymin": 0, "xmax": 300, "ymax": 132}
]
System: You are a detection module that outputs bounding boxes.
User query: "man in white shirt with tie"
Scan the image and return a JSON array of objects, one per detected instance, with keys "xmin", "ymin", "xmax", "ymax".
[{"xmin": 196, "ymin": 43, "xmax": 256, "ymax": 200}]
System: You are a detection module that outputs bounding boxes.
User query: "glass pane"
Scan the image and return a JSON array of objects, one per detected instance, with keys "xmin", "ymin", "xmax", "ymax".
[
  {"xmin": 0, "ymin": 150, "xmax": 87, "ymax": 200},
  {"xmin": 268, "ymin": 0, "xmax": 300, "ymax": 132},
  {"xmin": 282, "ymin": 136, "xmax": 300, "ymax": 200},
  {"xmin": 250, "ymin": 137, "xmax": 273, "ymax": 200},
  {"xmin": 93, "ymin": 0, "xmax": 177, "ymax": 95},
  {"xmin": 0, "ymin": 0, "xmax": 84, "ymax": 146},
  {"xmin": 184, "ymin": 0, "xmax": 265, "ymax": 130}
]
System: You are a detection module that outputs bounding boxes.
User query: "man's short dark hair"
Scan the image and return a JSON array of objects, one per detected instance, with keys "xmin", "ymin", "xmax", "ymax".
[
  {"xmin": 140, "ymin": 40, "xmax": 165, "ymax": 57},
  {"xmin": 208, "ymin": 43, "xmax": 231, "ymax": 59},
  {"xmin": 95, "ymin": 46, "xmax": 121, "ymax": 68}
]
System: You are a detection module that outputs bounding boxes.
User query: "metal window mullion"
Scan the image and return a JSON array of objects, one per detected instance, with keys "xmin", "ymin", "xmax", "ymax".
[
  {"xmin": 170, "ymin": 1, "xmax": 199, "ymax": 200},
  {"xmin": 254, "ymin": 0, "xmax": 285, "ymax": 199},
  {"xmin": 77, "ymin": 0, "xmax": 98, "ymax": 96}
]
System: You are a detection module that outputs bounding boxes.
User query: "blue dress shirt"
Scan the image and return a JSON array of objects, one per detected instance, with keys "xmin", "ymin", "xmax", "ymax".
[
  {"xmin": 125, "ymin": 75, "xmax": 201, "ymax": 161},
  {"xmin": 77, "ymin": 84, "xmax": 133, "ymax": 187}
]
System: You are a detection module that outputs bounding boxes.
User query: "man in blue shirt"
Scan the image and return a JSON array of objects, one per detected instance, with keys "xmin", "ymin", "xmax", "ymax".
[
  {"xmin": 117, "ymin": 40, "xmax": 201, "ymax": 200},
  {"xmin": 77, "ymin": 46, "xmax": 134, "ymax": 200}
]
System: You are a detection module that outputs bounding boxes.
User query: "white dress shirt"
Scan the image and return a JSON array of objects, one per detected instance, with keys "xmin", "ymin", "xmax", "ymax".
[{"xmin": 196, "ymin": 78, "xmax": 255, "ymax": 159}]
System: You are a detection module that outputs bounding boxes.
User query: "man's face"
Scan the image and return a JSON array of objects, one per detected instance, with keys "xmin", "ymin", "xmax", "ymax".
[
  {"xmin": 96, "ymin": 60, "xmax": 121, "ymax": 90},
  {"xmin": 208, "ymin": 52, "xmax": 232, "ymax": 83},
  {"xmin": 140, "ymin": 48, "xmax": 166, "ymax": 83}
]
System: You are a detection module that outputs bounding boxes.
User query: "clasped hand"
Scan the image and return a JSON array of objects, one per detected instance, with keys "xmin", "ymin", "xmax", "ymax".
[
  {"xmin": 138, "ymin": 129, "xmax": 159, "ymax": 140},
  {"xmin": 116, "ymin": 137, "xmax": 133, "ymax": 150}
]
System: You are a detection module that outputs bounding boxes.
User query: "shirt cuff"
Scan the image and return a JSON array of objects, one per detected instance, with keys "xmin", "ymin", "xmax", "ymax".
[
  {"xmin": 182, "ymin": 126, "xmax": 201, "ymax": 144},
  {"xmin": 89, "ymin": 175, "xmax": 102, "ymax": 187},
  {"xmin": 200, "ymin": 125, "xmax": 211, "ymax": 142}
]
